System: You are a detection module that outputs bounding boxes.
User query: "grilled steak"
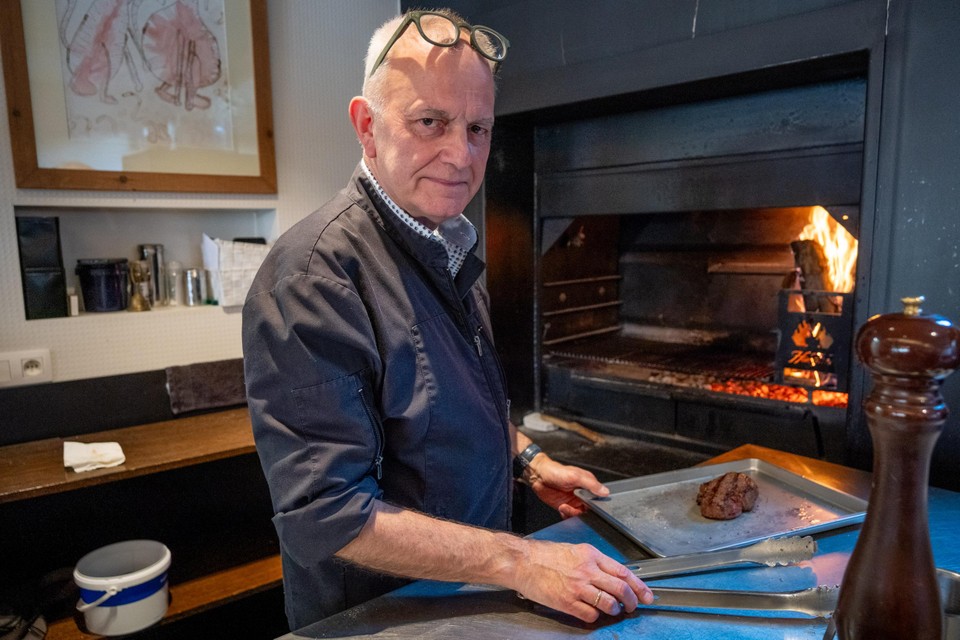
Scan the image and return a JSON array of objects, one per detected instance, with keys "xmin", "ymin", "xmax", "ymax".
[{"xmin": 696, "ymin": 472, "xmax": 759, "ymax": 520}]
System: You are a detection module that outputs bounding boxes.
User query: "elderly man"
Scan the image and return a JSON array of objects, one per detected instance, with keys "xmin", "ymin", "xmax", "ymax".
[{"xmin": 242, "ymin": 8, "xmax": 654, "ymax": 630}]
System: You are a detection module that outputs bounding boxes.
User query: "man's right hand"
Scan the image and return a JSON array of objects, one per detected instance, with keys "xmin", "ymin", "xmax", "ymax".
[
  {"xmin": 337, "ymin": 500, "xmax": 652, "ymax": 624},
  {"xmin": 508, "ymin": 538, "xmax": 654, "ymax": 623}
]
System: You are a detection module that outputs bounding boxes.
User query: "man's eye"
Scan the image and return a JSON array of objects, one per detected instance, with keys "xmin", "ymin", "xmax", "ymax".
[{"xmin": 420, "ymin": 118, "xmax": 437, "ymax": 127}]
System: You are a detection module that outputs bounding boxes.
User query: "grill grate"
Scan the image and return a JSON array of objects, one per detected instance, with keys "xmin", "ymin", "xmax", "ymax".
[{"xmin": 546, "ymin": 334, "xmax": 776, "ymax": 381}]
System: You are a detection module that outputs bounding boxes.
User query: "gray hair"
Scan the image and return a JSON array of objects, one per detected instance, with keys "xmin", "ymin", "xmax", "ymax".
[{"xmin": 361, "ymin": 9, "xmax": 497, "ymax": 117}]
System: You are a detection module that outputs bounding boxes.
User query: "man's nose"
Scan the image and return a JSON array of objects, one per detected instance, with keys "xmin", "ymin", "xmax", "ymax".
[{"xmin": 440, "ymin": 127, "xmax": 472, "ymax": 167}]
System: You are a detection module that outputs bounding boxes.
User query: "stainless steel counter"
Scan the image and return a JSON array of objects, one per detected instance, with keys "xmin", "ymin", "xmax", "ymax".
[{"xmin": 279, "ymin": 445, "xmax": 960, "ymax": 639}]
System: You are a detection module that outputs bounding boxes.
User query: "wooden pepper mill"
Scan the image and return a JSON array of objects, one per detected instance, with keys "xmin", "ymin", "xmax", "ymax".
[{"xmin": 835, "ymin": 296, "xmax": 960, "ymax": 639}]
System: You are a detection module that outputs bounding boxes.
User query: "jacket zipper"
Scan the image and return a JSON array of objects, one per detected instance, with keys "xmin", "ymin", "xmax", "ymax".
[
  {"xmin": 446, "ymin": 269, "xmax": 510, "ymax": 427},
  {"xmin": 474, "ymin": 323, "xmax": 510, "ymax": 424},
  {"xmin": 357, "ymin": 384, "xmax": 384, "ymax": 480}
]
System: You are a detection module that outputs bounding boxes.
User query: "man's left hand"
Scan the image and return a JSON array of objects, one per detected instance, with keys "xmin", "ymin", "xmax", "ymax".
[{"xmin": 524, "ymin": 455, "xmax": 609, "ymax": 518}]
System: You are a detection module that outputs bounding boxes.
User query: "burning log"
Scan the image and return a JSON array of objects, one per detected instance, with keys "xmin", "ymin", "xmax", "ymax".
[
  {"xmin": 790, "ymin": 240, "xmax": 841, "ymax": 313},
  {"xmin": 781, "ymin": 268, "xmax": 806, "ymax": 312}
]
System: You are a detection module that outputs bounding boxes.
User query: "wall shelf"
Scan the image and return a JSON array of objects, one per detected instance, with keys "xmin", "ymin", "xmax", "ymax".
[
  {"xmin": 7, "ymin": 203, "xmax": 270, "ymax": 379},
  {"xmin": 14, "ymin": 204, "xmax": 276, "ymax": 296}
]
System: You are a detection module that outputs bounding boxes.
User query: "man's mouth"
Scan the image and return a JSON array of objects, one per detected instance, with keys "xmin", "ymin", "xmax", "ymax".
[{"xmin": 424, "ymin": 175, "xmax": 468, "ymax": 188}]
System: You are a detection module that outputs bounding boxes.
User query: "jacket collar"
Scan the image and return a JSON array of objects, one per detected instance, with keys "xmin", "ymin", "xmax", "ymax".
[{"xmin": 349, "ymin": 164, "xmax": 486, "ymax": 300}]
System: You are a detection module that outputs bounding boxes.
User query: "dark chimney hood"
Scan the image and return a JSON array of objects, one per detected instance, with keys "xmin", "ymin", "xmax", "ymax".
[{"xmin": 535, "ymin": 79, "xmax": 865, "ymax": 236}]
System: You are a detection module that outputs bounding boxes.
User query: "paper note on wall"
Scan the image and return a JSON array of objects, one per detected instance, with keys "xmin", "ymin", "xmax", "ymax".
[{"xmin": 201, "ymin": 233, "xmax": 271, "ymax": 308}]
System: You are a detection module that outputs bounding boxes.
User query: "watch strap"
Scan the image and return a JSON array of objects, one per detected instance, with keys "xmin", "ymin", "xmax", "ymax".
[{"xmin": 513, "ymin": 443, "xmax": 543, "ymax": 478}]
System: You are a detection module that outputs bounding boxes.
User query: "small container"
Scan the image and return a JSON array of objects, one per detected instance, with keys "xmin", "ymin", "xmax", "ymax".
[
  {"xmin": 74, "ymin": 540, "xmax": 171, "ymax": 636},
  {"xmin": 139, "ymin": 244, "xmax": 167, "ymax": 306},
  {"xmin": 76, "ymin": 259, "xmax": 129, "ymax": 312},
  {"xmin": 166, "ymin": 261, "xmax": 182, "ymax": 306},
  {"xmin": 67, "ymin": 287, "xmax": 80, "ymax": 316},
  {"xmin": 184, "ymin": 268, "xmax": 203, "ymax": 306}
]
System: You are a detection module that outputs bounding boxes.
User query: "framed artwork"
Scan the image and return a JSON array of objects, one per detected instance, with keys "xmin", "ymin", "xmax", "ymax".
[{"xmin": 0, "ymin": 0, "xmax": 277, "ymax": 193}]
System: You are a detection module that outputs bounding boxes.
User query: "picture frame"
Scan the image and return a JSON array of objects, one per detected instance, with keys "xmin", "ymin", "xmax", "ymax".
[{"xmin": 0, "ymin": 0, "xmax": 277, "ymax": 193}]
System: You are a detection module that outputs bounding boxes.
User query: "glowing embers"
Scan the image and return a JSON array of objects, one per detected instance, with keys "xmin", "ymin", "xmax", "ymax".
[{"xmin": 707, "ymin": 379, "xmax": 848, "ymax": 408}]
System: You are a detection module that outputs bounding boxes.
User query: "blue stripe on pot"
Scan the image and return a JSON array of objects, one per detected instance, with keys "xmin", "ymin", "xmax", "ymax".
[{"xmin": 79, "ymin": 573, "xmax": 168, "ymax": 607}]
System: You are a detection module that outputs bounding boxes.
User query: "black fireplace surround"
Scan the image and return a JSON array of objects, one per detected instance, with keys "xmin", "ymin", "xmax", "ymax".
[
  {"xmin": 452, "ymin": 0, "xmax": 960, "ymax": 491},
  {"xmin": 533, "ymin": 79, "xmax": 863, "ymax": 462}
]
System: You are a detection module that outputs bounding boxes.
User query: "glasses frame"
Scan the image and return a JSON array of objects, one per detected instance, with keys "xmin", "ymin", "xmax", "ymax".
[{"xmin": 368, "ymin": 11, "xmax": 509, "ymax": 78}]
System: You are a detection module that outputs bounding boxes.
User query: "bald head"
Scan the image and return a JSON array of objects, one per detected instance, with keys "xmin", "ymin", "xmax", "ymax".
[
  {"xmin": 362, "ymin": 9, "xmax": 498, "ymax": 116},
  {"xmin": 348, "ymin": 11, "xmax": 497, "ymax": 227}
]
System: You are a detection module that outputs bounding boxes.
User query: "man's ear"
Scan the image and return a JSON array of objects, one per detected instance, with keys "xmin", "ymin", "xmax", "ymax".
[{"xmin": 349, "ymin": 97, "xmax": 377, "ymax": 159}]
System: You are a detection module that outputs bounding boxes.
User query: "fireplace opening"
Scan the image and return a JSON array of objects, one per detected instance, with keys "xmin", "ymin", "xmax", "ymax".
[
  {"xmin": 538, "ymin": 204, "xmax": 859, "ymax": 460},
  {"xmin": 520, "ymin": 76, "xmax": 868, "ymax": 461}
]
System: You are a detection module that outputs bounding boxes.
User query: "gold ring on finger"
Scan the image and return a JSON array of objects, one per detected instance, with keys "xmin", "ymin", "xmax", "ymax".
[{"xmin": 593, "ymin": 590, "xmax": 603, "ymax": 608}]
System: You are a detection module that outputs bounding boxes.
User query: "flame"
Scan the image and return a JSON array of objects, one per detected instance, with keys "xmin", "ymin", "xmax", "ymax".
[
  {"xmin": 791, "ymin": 320, "xmax": 833, "ymax": 349},
  {"xmin": 798, "ymin": 206, "xmax": 858, "ymax": 292}
]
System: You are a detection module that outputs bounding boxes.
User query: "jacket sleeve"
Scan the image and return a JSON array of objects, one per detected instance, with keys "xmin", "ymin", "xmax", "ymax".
[{"xmin": 242, "ymin": 270, "xmax": 384, "ymax": 568}]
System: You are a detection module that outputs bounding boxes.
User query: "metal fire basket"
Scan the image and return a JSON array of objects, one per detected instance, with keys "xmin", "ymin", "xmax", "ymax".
[{"xmin": 775, "ymin": 290, "xmax": 854, "ymax": 392}]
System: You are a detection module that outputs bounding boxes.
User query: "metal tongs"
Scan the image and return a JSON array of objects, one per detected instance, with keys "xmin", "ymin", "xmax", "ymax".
[
  {"xmin": 647, "ymin": 584, "xmax": 839, "ymax": 618},
  {"xmin": 629, "ymin": 535, "xmax": 817, "ymax": 579},
  {"xmin": 631, "ymin": 535, "xmax": 835, "ymax": 618}
]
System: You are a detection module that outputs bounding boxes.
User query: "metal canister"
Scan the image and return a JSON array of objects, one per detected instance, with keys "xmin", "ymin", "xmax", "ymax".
[
  {"xmin": 138, "ymin": 244, "xmax": 168, "ymax": 306},
  {"xmin": 184, "ymin": 268, "xmax": 203, "ymax": 306}
]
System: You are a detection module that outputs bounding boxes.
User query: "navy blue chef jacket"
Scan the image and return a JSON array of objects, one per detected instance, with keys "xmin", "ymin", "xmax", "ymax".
[{"xmin": 242, "ymin": 165, "xmax": 514, "ymax": 629}]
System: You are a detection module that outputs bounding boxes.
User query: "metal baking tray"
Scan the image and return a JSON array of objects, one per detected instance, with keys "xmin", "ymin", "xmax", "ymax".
[{"xmin": 575, "ymin": 458, "xmax": 867, "ymax": 557}]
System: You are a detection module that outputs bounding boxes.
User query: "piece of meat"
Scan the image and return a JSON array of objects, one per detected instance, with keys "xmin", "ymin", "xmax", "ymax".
[{"xmin": 696, "ymin": 472, "xmax": 760, "ymax": 520}]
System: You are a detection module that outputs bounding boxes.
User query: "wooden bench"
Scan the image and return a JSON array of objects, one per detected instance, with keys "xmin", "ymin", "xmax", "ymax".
[{"xmin": 0, "ymin": 408, "xmax": 282, "ymax": 638}]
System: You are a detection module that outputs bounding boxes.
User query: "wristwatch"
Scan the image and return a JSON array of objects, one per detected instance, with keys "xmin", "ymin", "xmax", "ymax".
[{"xmin": 513, "ymin": 443, "xmax": 543, "ymax": 478}]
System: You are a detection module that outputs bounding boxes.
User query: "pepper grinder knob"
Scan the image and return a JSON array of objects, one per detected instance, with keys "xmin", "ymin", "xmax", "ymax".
[
  {"xmin": 857, "ymin": 295, "xmax": 960, "ymax": 380},
  {"xmin": 835, "ymin": 295, "xmax": 960, "ymax": 640},
  {"xmin": 901, "ymin": 295, "xmax": 924, "ymax": 316}
]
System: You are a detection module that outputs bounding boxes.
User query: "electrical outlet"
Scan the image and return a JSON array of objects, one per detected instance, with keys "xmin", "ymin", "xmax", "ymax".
[{"xmin": 0, "ymin": 349, "xmax": 53, "ymax": 387}]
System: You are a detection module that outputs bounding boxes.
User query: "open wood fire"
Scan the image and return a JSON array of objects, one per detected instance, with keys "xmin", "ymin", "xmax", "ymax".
[
  {"xmin": 542, "ymin": 206, "xmax": 858, "ymax": 409},
  {"xmin": 775, "ymin": 206, "xmax": 858, "ymax": 399}
]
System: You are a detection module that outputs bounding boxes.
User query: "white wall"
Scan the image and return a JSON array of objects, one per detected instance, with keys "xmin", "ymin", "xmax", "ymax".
[{"xmin": 0, "ymin": 1, "xmax": 398, "ymax": 383}]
